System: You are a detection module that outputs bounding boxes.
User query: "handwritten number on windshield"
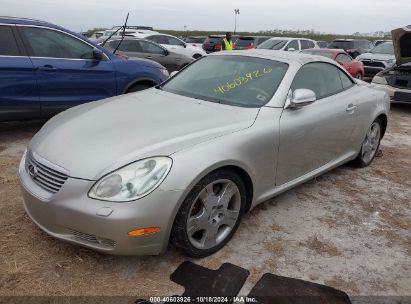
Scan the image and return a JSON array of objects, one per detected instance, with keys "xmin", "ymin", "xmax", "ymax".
[{"xmin": 214, "ymin": 67, "xmax": 273, "ymax": 94}]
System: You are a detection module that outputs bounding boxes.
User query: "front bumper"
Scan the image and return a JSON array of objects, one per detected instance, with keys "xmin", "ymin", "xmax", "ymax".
[
  {"xmin": 19, "ymin": 153, "xmax": 184, "ymax": 256},
  {"xmin": 372, "ymin": 83, "xmax": 411, "ymax": 103}
]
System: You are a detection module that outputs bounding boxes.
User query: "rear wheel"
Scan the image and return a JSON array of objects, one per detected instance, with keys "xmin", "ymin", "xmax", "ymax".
[
  {"xmin": 171, "ymin": 170, "xmax": 246, "ymax": 258},
  {"xmin": 353, "ymin": 118, "xmax": 382, "ymax": 167}
]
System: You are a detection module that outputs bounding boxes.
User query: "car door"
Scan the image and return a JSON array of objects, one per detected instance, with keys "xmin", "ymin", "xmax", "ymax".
[
  {"xmin": 164, "ymin": 36, "xmax": 186, "ymax": 50},
  {"xmin": 18, "ymin": 26, "xmax": 117, "ymax": 117},
  {"xmin": 276, "ymin": 62, "xmax": 358, "ymax": 186},
  {"xmin": 0, "ymin": 25, "xmax": 39, "ymax": 121}
]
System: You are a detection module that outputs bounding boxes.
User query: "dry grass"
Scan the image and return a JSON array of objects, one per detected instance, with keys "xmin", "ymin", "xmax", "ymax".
[{"xmin": 301, "ymin": 236, "xmax": 343, "ymax": 257}]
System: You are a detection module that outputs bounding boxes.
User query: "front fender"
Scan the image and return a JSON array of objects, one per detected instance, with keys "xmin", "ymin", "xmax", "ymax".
[{"xmin": 157, "ymin": 106, "xmax": 283, "ymax": 252}]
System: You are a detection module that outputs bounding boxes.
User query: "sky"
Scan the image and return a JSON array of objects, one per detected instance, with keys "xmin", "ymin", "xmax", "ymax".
[{"xmin": 2, "ymin": 0, "xmax": 410, "ymax": 34}]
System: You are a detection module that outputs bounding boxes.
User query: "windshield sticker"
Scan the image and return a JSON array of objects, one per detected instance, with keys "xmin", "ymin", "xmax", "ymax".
[{"xmin": 213, "ymin": 67, "xmax": 273, "ymax": 94}]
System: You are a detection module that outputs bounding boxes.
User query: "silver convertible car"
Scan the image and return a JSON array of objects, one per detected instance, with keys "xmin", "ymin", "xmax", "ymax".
[{"xmin": 19, "ymin": 50, "xmax": 390, "ymax": 257}]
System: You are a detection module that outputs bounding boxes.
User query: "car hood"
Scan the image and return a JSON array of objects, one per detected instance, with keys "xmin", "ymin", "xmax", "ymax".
[
  {"xmin": 392, "ymin": 25, "xmax": 411, "ymax": 65},
  {"xmin": 29, "ymin": 89, "xmax": 259, "ymax": 180},
  {"xmin": 357, "ymin": 52, "xmax": 395, "ymax": 61}
]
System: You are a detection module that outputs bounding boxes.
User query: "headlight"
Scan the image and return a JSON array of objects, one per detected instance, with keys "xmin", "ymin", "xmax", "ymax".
[
  {"xmin": 386, "ymin": 59, "xmax": 395, "ymax": 66},
  {"xmin": 372, "ymin": 75, "xmax": 388, "ymax": 85},
  {"xmin": 88, "ymin": 157, "xmax": 172, "ymax": 202},
  {"xmin": 160, "ymin": 68, "xmax": 169, "ymax": 77}
]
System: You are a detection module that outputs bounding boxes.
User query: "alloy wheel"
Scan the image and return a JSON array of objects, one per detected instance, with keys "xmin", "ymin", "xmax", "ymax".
[
  {"xmin": 361, "ymin": 121, "xmax": 381, "ymax": 164},
  {"xmin": 186, "ymin": 179, "xmax": 241, "ymax": 250}
]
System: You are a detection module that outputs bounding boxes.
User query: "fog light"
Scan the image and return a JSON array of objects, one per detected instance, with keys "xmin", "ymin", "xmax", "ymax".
[{"xmin": 127, "ymin": 227, "xmax": 160, "ymax": 236}]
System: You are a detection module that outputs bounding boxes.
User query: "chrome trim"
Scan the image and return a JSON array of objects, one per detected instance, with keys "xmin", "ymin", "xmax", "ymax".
[
  {"xmin": 0, "ymin": 54, "xmax": 27, "ymax": 58},
  {"xmin": 16, "ymin": 24, "xmax": 110, "ymax": 61},
  {"xmin": 26, "ymin": 151, "xmax": 69, "ymax": 194}
]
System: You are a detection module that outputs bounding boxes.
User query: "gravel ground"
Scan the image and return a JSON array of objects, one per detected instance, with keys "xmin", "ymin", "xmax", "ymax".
[{"xmin": 0, "ymin": 104, "xmax": 410, "ymax": 300}]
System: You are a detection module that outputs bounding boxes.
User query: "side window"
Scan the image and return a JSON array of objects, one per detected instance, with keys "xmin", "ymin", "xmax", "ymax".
[
  {"xmin": 21, "ymin": 27, "xmax": 94, "ymax": 59},
  {"xmin": 0, "ymin": 26, "xmax": 20, "ymax": 56},
  {"xmin": 139, "ymin": 40, "xmax": 166, "ymax": 54},
  {"xmin": 116, "ymin": 40, "xmax": 142, "ymax": 52},
  {"xmin": 148, "ymin": 35, "xmax": 167, "ymax": 44},
  {"xmin": 338, "ymin": 69, "xmax": 354, "ymax": 89},
  {"xmin": 335, "ymin": 54, "xmax": 352, "ymax": 63},
  {"xmin": 166, "ymin": 36, "xmax": 185, "ymax": 47},
  {"xmin": 286, "ymin": 40, "xmax": 299, "ymax": 51},
  {"xmin": 291, "ymin": 63, "xmax": 344, "ymax": 99},
  {"xmin": 300, "ymin": 40, "xmax": 312, "ymax": 50}
]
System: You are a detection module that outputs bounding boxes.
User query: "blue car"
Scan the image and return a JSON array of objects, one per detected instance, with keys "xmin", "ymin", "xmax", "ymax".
[{"xmin": 0, "ymin": 17, "xmax": 169, "ymax": 122}]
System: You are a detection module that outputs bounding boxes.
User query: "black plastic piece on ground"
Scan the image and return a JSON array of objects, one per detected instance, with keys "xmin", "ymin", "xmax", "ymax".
[
  {"xmin": 169, "ymin": 261, "xmax": 249, "ymax": 299},
  {"xmin": 248, "ymin": 273, "xmax": 352, "ymax": 304}
]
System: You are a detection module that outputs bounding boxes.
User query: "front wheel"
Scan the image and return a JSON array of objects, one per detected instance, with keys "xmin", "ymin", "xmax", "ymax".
[
  {"xmin": 353, "ymin": 118, "xmax": 382, "ymax": 167},
  {"xmin": 171, "ymin": 170, "xmax": 246, "ymax": 258}
]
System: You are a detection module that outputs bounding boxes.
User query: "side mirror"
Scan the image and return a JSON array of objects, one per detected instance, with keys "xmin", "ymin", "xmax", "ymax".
[
  {"xmin": 170, "ymin": 71, "xmax": 178, "ymax": 77},
  {"xmin": 93, "ymin": 48, "xmax": 104, "ymax": 60},
  {"xmin": 288, "ymin": 89, "xmax": 316, "ymax": 108},
  {"xmin": 163, "ymin": 49, "xmax": 170, "ymax": 56},
  {"xmin": 183, "ymin": 43, "xmax": 187, "ymax": 48}
]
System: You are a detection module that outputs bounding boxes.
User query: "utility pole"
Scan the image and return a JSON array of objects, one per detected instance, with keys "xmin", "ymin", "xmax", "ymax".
[{"xmin": 234, "ymin": 9, "xmax": 240, "ymax": 34}]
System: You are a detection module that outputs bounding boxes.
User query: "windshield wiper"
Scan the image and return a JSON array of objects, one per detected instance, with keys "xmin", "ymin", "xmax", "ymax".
[
  {"xmin": 101, "ymin": 12, "xmax": 129, "ymax": 49},
  {"xmin": 112, "ymin": 13, "xmax": 130, "ymax": 55}
]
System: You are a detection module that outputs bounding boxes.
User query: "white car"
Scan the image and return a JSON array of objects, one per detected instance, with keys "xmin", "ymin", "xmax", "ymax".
[
  {"xmin": 138, "ymin": 33, "xmax": 206, "ymax": 59},
  {"xmin": 257, "ymin": 37, "xmax": 319, "ymax": 52},
  {"xmin": 355, "ymin": 42, "xmax": 395, "ymax": 77}
]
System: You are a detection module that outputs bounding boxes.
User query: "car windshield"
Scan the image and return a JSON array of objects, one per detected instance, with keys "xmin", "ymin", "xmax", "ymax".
[
  {"xmin": 302, "ymin": 50, "xmax": 334, "ymax": 58},
  {"xmin": 370, "ymin": 42, "xmax": 394, "ymax": 54},
  {"xmin": 329, "ymin": 41, "xmax": 354, "ymax": 49},
  {"xmin": 160, "ymin": 55, "xmax": 288, "ymax": 108},
  {"xmin": 257, "ymin": 39, "xmax": 288, "ymax": 50}
]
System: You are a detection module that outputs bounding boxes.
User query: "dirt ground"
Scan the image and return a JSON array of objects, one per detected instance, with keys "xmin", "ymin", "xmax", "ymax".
[{"xmin": 0, "ymin": 104, "xmax": 410, "ymax": 300}]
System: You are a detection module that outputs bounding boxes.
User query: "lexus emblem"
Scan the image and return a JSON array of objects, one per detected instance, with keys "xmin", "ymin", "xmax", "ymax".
[{"xmin": 28, "ymin": 164, "xmax": 38, "ymax": 178}]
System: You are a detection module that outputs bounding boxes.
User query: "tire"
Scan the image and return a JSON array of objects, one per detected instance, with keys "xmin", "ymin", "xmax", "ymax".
[
  {"xmin": 126, "ymin": 83, "xmax": 152, "ymax": 93},
  {"xmin": 171, "ymin": 169, "xmax": 246, "ymax": 258},
  {"xmin": 353, "ymin": 118, "xmax": 382, "ymax": 168},
  {"xmin": 193, "ymin": 53, "xmax": 202, "ymax": 59}
]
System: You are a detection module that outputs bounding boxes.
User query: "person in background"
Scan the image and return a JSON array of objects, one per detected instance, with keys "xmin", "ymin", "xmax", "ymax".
[{"xmin": 222, "ymin": 32, "xmax": 233, "ymax": 51}]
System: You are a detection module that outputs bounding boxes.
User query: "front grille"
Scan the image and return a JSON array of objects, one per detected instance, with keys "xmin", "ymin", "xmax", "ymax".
[
  {"xmin": 68, "ymin": 229, "xmax": 116, "ymax": 248},
  {"xmin": 362, "ymin": 60, "xmax": 385, "ymax": 68},
  {"xmin": 26, "ymin": 153, "xmax": 68, "ymax": 194}
]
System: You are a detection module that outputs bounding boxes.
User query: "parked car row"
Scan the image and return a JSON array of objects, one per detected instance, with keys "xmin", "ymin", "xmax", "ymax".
[{"xmin": 0, "ymin": 17, "xmax": 169, "ymax": 122}]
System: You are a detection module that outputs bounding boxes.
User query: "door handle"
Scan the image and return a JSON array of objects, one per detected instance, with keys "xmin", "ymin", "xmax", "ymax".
[
  {"xmin": 38, "ymin": 65, "xmax": 57, "ymax": 72},
  {"xmin": 346, "ymin": 104, "xmax": 357, "ymax": 112},
  {"xmin": 175, "ymin": 58, "xmax": 181, "ymax": 61},
  {"xmin": 146, "ymin": 56, "xmax": 153, "ymax": 59}
]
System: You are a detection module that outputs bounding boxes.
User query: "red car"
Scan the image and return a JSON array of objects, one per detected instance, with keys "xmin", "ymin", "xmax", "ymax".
[{"xmin": 302, "ymin": 48, "xmax": 364, "ymax": 79}]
